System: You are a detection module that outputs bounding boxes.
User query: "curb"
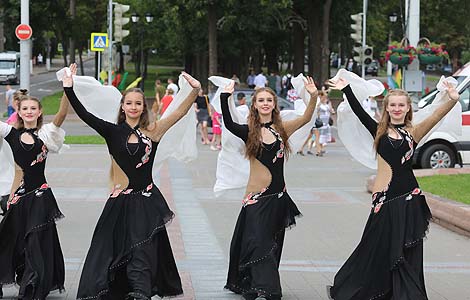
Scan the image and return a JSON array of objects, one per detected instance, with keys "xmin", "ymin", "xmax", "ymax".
[{"xmin": 366, "ymin": 168, "xmax": 470, "ymax": 237}]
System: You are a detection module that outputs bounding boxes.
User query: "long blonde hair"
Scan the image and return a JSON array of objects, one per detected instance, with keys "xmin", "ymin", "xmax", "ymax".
[
  {"xmin": 245, "ymin": 87, "xmax": 291, "ymax": 159},
  {"xmin": 374, "ymin": 89, "xmax": 413, "ymax": 150}
]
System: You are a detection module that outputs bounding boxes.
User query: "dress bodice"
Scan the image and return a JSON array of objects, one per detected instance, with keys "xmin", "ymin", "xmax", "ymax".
[
  {"xmin": 5, "ymin": 128, "xmax": 48, "ymax": 192},
  {"xmin": 258, "ymin": 126, "xmax": 285, "ymax": 193},
  {"xmin": 376, "ymin": 126, "xmax": 418, "ymax": 196}
]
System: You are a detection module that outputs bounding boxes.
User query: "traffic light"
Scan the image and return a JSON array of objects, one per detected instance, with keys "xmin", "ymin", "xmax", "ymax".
[
  {"xmin": 114, "ymin": 3, "xmax": 130, "ymax": 42},
  {"xmin": 353, "ymin": 45, "xmax": 362, "ymax": 63},
  {"xmin": 362, "ymin": 46, "xmax": 373, "ymax": 65},
  {"xmin": 350, "ymin": 13, "xmax": 363, "ymax": 63},
  {"xmin": 350, "ymin": 13, "xmax": 362, "ymax": 44}
]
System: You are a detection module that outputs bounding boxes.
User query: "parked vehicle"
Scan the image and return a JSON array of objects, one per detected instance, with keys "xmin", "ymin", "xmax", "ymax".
[
  {"xmin": 365, "ymin": 60, "xmax": 379, "ymax": 76},
  {"xmin": 0, "ymin": 52, "xmax": 20, "ymax": 85},
  {"xmin": 414, "ymin": 62, "xmax": 470, "ymax": 168}
]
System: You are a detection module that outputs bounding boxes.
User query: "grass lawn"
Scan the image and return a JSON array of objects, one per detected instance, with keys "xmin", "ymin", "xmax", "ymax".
[
  {"xmin": 41, "ymin": 91, "xmax": 64, "ymax": 115},
  {"xmin": 417, "ymin": 174, "xmax": 470, "ymax": 205},
  {"xmin": 65, "ymin": 135, "xmax": 106, "ymax": 144}
]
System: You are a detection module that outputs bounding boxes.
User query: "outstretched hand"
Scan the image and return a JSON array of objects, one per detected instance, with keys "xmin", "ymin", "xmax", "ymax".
[
  {"xmin": 223, "ymin": 81, "xmax": 235, "ymax": 94},
  {"xmin": 443, "ymin": 81, "xmax": 459, "ymax": 101},
  {"xmin": 328, "ymin": 77, "xmax": 348, "ymax": 90},
  {"xmin": 181, "ymin": 71, "xmax": 201, "ymax": 89},
  {"xmin": 62, "ymin": 63, "xmax": 77, "ymax": 87},
  {"xmin": 303, "ymin": 76, "xmax": 318, "ymax": 96}
]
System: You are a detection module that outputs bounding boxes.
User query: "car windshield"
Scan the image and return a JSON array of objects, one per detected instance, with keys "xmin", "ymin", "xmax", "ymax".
[
  {"xmin": 0, "ymin": 60, "xmax": 16, "ymax": 69},
  {"xmin": 418, "ymin": 76, "xmax": 468, "ymax": 108}
]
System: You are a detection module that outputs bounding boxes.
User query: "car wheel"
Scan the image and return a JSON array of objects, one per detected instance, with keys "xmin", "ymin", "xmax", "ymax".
[{"xmin": 420, "ymin": 144, "xmax": 456, "ymax": 169}]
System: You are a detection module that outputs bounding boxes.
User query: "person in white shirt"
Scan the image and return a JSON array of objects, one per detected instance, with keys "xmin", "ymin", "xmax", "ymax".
[
  {"xmin": 253, "ymin": 70, "xmax": 267, "ymax": 89},
  {"xmin": 167, "ymin": 78, "xmax": 179, "ymax": 95},
  {"xmin": 362, "ymin": 96, "xmax": 381, "ymax": 120}
]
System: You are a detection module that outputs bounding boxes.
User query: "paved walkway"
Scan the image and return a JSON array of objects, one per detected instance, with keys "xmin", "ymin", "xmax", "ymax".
[{"xmin": 1, "ymin": 139, "xmax": 470, "ymax": 299}]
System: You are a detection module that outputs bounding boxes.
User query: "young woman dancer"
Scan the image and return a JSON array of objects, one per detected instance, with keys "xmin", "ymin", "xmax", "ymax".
[
  {"xmin": 222, "ymin": 78, "xmax": 318, "ymax": 300},
  {"xmin": 327, "ymin": 77, "xmax": 459, "ymax": 300},
  {"xmin": 62, "ymin": 64, "xmax": 201, "ymax": 300},
  {"xmin": 0, "ymin": 92, "xmax": 69, "ymax": 299}
]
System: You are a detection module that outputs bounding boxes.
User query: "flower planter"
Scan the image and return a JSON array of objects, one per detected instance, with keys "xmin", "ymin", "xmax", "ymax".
[
  {"xmin": 389, "ymin": 55, "xmax": 412, "ymax": 66},
  {"xmin": 418, "ymin": 54, "xmax": 443, "ymax": 65},
  {"xmin": 391, "ymin": 48, "xmax": 409, "ymax": 54}
]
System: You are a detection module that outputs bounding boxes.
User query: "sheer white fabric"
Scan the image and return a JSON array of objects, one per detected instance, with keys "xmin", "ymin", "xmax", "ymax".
[
  {"xmin": 57, "ymin": 68, "xmax": 197, "ymax": 179},
  {"xmin": 334, "ymin": 69, "xmax": 461, "ymax": 169},
  {"xmin": 152, "ymin": 74, "xmax": 198, "ymax": 171},
  {"xmin": 0, "ymin": 133, "xmax": 14, "ymax": 195},
  {"xmin": 0, "ymin": 122, "xmax": 65, "ymax": 195},
  {"xmin": 414, "ymin": 76, "xmax": 461, "ymax": 148},
  {"xmin": 210, "ymin": 75, "xmax": 315, "ymax": 196},
  {"xmin": 38, "ymin": 123, "xmax": 66, "ymax": 153}
]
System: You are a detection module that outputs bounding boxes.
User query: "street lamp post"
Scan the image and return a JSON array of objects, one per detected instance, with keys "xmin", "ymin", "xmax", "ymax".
[
  {"xmin": 131, "ymin": 12, "xmax": 153, "ymax": 91},
  {"xmin": 388, "ymin": 13, "xmax": 398, "ymax": 46},
  {"xmin": 387, "ymin": 13, "xmax": 398, "ymax": 77}
]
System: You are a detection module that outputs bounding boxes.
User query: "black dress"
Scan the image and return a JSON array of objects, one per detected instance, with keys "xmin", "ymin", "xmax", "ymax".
[
  {"xmin": 0, "ymin": 125, "xmax": 65, "ymax": 299},
  {"xmin": 328, "ymin": 85, "xmax": 431, "ymax": 300},
  {"xmin": 64, "ymin": 87, "xmax": 182, "ymax": 300},
  {"xmin": 220, "ymin": 93, "xmax": 301, "ymax": 300}
]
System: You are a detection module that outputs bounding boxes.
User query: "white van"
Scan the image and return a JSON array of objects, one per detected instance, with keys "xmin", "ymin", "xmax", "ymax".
[
  {"xmin": 0, "ymin": 52, "xmax": 20, "ymax": 85},
  {"xmin": 415, "ymin": 62, "xmax": 470, "ymax": 168}
]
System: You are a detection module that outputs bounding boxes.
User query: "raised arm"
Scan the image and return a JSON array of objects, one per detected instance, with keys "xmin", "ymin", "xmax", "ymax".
[
  {"xmin": 330, "ymin": 78, "xmax": 378, "ymax": 137},
  {"xmin": 52, "ymin": 92, "xmax": 70, "ymax": 127},
  {"xmin": 283, "ymin": 76, "xmax": 318, "ymax": 137},
  {"xmin": 146, "ymin": 72, "xmax": 200, "ymax": 142},
  {"xmin": 220, "ymin": 82, "xmax": 248, "ymax": 142},
  {"xmin": 62, "ymin": 64, "xmax": 113, "ymax": 138},
  {"xmin": 411, "ymin": 82, "xmax": 460, "ymax": 143}
]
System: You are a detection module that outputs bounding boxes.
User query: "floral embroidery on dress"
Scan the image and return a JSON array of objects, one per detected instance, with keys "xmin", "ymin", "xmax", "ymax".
[
  {"xmin": 265, "ymin": 126, "xmax": 284, "ymax": 163},
  {"xmin": 135, "ymin": 130, "xmax": 152, "ymax": 169},
  {"xmin": 242, "ymin": 187, "xmax": 268, "ymax": 207},
  {"xmin": 7, "ymin": 183, "xmax": 49, "ymax": 210},
  {"xmin": 399, "ymin": 128, "xmax": 414, "ymax": 164},
  {"xmin": 31, "ymin": 144, "xmax": 48, "ymax": 166},
  {"xmin": 109, "ymin": 183, "xmax": 153, "ymax": 198}
]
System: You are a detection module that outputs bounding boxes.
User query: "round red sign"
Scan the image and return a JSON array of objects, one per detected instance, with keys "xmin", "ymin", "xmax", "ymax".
[{"xmin": 15, "ymin": 24, "xmax": 33, "ymax": 40}]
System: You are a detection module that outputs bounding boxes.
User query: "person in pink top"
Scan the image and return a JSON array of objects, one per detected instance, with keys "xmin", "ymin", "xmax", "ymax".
[
  {"xmin": 210, "ymin": 108, "xmax": 222, "ymax": 150},
  {"xmin": 6, "ymin": 89, "xmax": 27, "ymax": 125}
]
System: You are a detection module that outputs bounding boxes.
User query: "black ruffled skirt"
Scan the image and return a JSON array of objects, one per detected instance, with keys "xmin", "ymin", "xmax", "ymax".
[
  {"xmin": 0, "ymin": 184, "xmax": 65, "ymax": 299},
  {"xmin": 225, "ymin": 191, "xmax": 301, "ymax": 300},
  {"xmin": 77, "ymin": 184, "xmax": 182, "ymax": 300},
  {"xmin": 328, "ymin": 189, "xmax": 431, "ymax": 300}
]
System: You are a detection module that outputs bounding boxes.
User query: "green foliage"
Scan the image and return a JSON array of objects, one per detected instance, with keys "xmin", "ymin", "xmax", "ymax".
[{"xmin": 417, "ymin": 174, "xmax": 470, "ymax": 205}]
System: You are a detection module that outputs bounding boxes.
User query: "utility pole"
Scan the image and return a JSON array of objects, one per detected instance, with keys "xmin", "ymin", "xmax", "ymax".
[
  {"xmin": 20, "ymin": 0, "xmax": 30, "ymax": 91},
  {"xmin": 403, "ymin": 0, "xmax": 421, "ymax": 93},
  {"xmin": 361, "ymin": 0, "xmax": 367, "ymax": 78},
  {"xmin": 108, "ymin": 0, "xmax": 113, "ymax": 85}
]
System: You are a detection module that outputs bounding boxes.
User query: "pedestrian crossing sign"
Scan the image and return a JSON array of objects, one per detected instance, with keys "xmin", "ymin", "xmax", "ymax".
[{"xmin": 91, "ymin": 33, "xmax": 108, "ymax": 52}]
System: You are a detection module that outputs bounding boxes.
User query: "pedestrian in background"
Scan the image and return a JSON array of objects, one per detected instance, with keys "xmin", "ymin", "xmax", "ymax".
[
  {"xmin": 231, "ymin": 74, "xmax": 241, "ymax": 86},
  {"xmin": 194, "ymin": 88, "xmax": 211, "ymax": 144},
  {"xmin": 152, "ymin": 79, "xmax": 166, "ymax": 119},
  {"xmin": 254, "ymin": 69, "xmax": 267, "ymax": 89},
  {"xmin": 316, "ymin": 91, "xmax": 335, "ymax": 156},
  {"xmin": 5, "ymin": 85, "xmax": 16, "ymax": 117},
  {"xmin": 247, "ymin": 69, "xmax": 256, "ymax": 89},
  {"xmin": 159, "ymin": 88, "xmax": 174, "ymax": 116},
  {"xmin": 63, "ymin": 64, "xmax": 201, "ymax": 300},
  {"xmin": 210, "ymin": 107, "xmax": 222, "ymax": 151},
  {"xmin": 167, "ymin": 77, "xmax": 179, "ymax": 95}
]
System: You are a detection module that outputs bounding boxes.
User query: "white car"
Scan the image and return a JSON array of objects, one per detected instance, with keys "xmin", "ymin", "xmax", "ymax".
[{"xmin": 414, "ymin": 62, "xmax": 470, "ymax": 168}]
